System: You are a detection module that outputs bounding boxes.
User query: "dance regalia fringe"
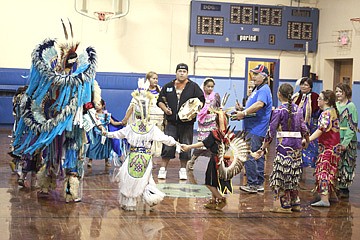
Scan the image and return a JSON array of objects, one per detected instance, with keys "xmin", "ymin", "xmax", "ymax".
[
  {"xmin": 336, "ymin": 102, "xmax": 358, "ymax": 188},
  {"xmin": 269, "ymin": 144, "xmax": 302, "ymax": 192},
  {"xmin": 314, "ymin": 148, "xmax": 340, "ymax": 194},
  {"xmin": 12, "ymin": 38, "xmax": 97, "ymax": 175},
  {"xmin": 314, "ymin": 108, "xmax": 341, "ymax": 195},
  {"xmin": 107, "ymin": 121, "xmax": 176, "ymax": 210}
]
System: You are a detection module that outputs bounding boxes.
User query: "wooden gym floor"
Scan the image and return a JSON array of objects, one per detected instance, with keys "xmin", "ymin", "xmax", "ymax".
[{"xmin": 1, "ymin": 125, "xmax": 360, "ymax": 240}]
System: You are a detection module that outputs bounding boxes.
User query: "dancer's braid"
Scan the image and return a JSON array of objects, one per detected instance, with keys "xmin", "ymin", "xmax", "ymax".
[
  {"xmin": 287, "ymin": 93, "xmax": 293, "ymax": 130},
  {"xmin": 279, "ymin": 83, "xmax": 294, "ymax": 130}
]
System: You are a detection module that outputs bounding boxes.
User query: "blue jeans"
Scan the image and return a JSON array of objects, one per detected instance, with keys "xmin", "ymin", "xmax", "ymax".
[{"xmin": 244, "ymin": 133, "xmax": 264, "ymax": 186}]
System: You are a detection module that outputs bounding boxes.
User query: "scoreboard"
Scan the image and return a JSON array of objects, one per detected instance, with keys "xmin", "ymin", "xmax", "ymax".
[{"xmin": 190, "ymin": 1, "xmax": 319, "ymax": 52}]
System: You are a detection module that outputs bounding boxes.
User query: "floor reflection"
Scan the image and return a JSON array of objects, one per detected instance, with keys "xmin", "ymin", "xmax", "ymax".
[{"xmin": 1, "ymin": 126, "xmax": 360, "ymax": 239}]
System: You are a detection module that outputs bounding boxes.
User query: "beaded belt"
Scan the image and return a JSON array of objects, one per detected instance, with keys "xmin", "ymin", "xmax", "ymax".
[
  {"xmin": 130, "ymin": 147, "xmax": 151, "ymax": 153},
  {"xmin": 276, "ymin": 131, "xmax": 301, "ymax": 138}
]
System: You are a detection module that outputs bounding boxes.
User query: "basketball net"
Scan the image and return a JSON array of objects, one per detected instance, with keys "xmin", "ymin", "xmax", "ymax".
[
  {"xmin": 94, "ymin": 12, "xmax": 114, "ymax": 32},
  {"xmin": 350, "ymin": 18, "xmax": 360, "ymax": 36}
]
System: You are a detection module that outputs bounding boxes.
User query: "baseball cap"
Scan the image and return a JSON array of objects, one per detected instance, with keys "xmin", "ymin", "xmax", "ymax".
[
  {"xmin": 176, "ymin": 63, "xmax": 188, "ymax": 72},
  {"xmin": 250, "ymin": 64, "xmax": 269, "ymax": 77}
]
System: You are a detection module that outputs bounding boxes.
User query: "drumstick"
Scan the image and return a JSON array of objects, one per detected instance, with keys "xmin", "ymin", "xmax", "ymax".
[
  {"xmin": 162, "ymin": 96, "xmax": 170, "ymax": 109},
  {"xmin": 233, "ymin": 84, "xmax": 242, "ymax": 110}
]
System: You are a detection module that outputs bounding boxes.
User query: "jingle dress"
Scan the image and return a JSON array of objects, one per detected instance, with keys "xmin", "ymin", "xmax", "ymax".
[
  {"xmin": 267, "ymin": 103, "xmax": 308, "ymax": 195},
  {"xmin": 106, "ymin": 120, "xmax": 176, "ymax": 210},
  {"xmin": 336, "ymin": 101, "xmax": 358, "ymax": 189},
  {"xmin": 314, "ymin": 107, "xmax": 341, "ymax": 195},
  {"xmin": 293, "ymin": 91, "xmax": 321, "ymax": 167}
]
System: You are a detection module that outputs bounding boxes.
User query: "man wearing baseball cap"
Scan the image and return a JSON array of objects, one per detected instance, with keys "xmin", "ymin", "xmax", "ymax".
[
  {"xmin": 157, "ymin": 63, "xmax": 205, "ymax": 180},
  {"xmin": 234, "ymin": 64, "xmax": 273, "ymax": 193}
]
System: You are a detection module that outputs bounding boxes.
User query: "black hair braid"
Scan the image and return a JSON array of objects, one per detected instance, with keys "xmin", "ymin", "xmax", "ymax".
[
  {"xmin": 287, "ymin": 94, "xmax": 293, "ymax": 130},
  {"xmin": 333, "ymin": 102, "xmax": 340, "ymax": 119},
  {"xmin": 203, "ymin": 78, "xmax": 215, "ymax": 87},
  {"xmin": 101, "ymin": 99, "xmax": 108, "ymax": 120},
  {"xmin": 279, "ymin": 83, "xmax": 294, "ymax": 130}
]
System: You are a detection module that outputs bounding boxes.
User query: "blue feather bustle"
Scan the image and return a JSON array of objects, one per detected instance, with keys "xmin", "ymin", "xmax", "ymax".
[{"xmin": 12, "ymin": 38, "xmax": 97, "ymax": 189}]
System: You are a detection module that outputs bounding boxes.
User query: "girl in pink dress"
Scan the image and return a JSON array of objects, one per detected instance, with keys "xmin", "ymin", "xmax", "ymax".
[
  {"xmin": 187, "ymin": 78, "xmax": 220, "ymax": 170},
  {"xmin": 303, "ymin": 90, "xmax": 341, "ymax": 207}
]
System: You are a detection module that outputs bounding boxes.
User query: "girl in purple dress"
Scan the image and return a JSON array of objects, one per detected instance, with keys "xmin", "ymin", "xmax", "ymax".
[{"xmin": 257, "ymin": 83, "xmax": 309, "ymax": 213}]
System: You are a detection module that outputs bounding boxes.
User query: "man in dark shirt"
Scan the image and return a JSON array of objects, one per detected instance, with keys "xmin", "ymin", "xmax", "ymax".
[{"xmin": 157, "ymin": 63, "xmax": 205, "ymax": 180}]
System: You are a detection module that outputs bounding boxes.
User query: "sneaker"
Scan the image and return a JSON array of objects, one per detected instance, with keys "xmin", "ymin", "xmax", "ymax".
[
  {"xmin": 158, "ymin": 167, "xmax": 167, "ymax": 179},
  {"xmin": 240, "ymin": 185, "xmax": 258, "ymax": 193},
  {"xmin": 257, "ymin": 185, "xmax": 264, "ymax": 192},
  {"xmin": 179, "ymin": 168, "xmax": 187, "ymax": 180},
  {"xmin": 311, "ymin": 200, "xmax": 330, "ymax": 207}
]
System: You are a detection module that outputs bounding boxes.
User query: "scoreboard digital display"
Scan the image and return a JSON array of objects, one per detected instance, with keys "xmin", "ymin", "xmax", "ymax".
[{"xmin": 190, "ymin": 1, "xmax": 319, "ymax": 52}]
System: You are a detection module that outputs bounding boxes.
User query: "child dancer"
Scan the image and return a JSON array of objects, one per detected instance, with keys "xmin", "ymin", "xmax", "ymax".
[
  {"xmin": 256, "ymin": 83, "xmax": 309, "ymax": 213},
  {"xmin": 122, "ymin": 72, "xmax": 164, "ymax": 157},
  {"xmin": 335, "ymin": 83, "xmax": 358, "ymax": 198},
  {"xmin": 181, "ymin": 109, "xmax": 249, "ymax": 211},
  {"xmin": 187, "ymin": 77, "xmax": 221, "ymax": 170},
  {"xmin": 303, "ymin": 90, "xmax": 340, "ymax": 207},
  {"xmin": 104, "ymin": 80, "xmax": 178, "ymax": 211},
  {"xmin": 86, "ymin": 99, "xmax": 122, "ymax": 168}
]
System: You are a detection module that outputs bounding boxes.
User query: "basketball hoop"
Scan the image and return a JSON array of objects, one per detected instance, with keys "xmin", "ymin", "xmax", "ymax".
[
  {"xmin": 94, "ymin": 11, "xmax": 114, "ymax": 21},
  {"xmin": 94, "ymin": 11, "xmax": 114, "ymax": 32},
  {"xmin": 350, "ymin": 17, "xmax": 360, "ymax": 35}
]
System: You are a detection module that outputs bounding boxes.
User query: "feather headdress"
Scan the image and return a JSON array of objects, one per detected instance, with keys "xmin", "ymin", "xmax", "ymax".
[
  {"xmin": 131, "ymin": 78, "xmax": 153, "ymax": 121},
  {"xmin": 55, "ymin": 19, "xmax": 80, "ymax": 74},
  {"xmin": 209, "ymin": 93, "xmax": 250, "ymax": 182}
]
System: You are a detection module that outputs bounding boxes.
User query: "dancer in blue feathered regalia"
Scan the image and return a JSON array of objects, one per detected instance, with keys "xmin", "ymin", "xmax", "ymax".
[{"xmin": 11, "ymin": 20, "xmax": 99, "ymax": 202}]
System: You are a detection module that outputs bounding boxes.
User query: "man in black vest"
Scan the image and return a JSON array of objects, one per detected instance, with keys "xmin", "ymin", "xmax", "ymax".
[{"xmin": 157, "ymin": 63, "xmax": 205, "ymax": 180}]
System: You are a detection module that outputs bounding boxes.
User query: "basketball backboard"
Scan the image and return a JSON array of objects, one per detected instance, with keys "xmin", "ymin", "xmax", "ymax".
[{"xmin": 74, "ymin": 0, "xmax": 129, "ymax": 21}]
